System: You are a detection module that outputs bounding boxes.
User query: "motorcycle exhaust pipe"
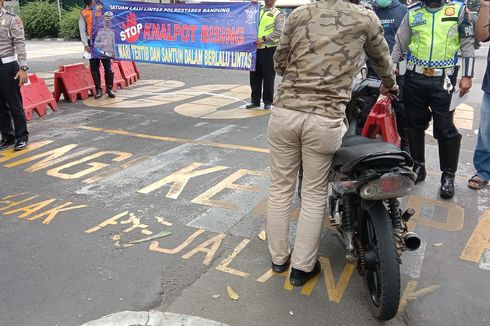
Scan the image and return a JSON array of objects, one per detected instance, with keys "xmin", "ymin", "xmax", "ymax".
[{"xmin": 403, "ymin": 232, "xmax": 421, "ymax": 251}]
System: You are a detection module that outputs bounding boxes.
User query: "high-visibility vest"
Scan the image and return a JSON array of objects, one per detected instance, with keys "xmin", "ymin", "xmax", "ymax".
[
  {"xmin": 81, "ymin": 3, "xmax": 103, "ymax": 36},
  {"xmin": 407, "ymin": 2, "xmax": 463, "ymax": 68},
  {"xmin": 81, "ymin": 7, "xmax": 93, "ymax": 36},
  {"xmin": 258, "ymin": 7, "xmax": 281, "ymax": 48}
]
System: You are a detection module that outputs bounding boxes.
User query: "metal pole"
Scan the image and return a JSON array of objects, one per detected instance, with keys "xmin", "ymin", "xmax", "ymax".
[{"xmin": 57, "ymin": 0, "xmax": 62, "ymax": 23}]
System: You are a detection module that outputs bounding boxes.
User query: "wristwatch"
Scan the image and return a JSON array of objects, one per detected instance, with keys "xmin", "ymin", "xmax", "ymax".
[
  {"xmin": 262, "ymin": 36, "xmax": 267, "ymax": 42},
  {"xmin": 20, "ymin": 66, "xmax": 29, "ymax": 71}
]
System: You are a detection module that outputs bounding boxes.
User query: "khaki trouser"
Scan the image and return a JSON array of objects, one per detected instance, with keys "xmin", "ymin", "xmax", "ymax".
[{"xmin": 267, "ymin": 107, "xmax": 346, "ymax": 272}]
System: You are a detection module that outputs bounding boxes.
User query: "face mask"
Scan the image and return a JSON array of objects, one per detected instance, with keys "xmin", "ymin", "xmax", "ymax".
[
  {"xmin": 375, "ymin": 0, "xmax": 392, "ymax": 8},
  {"xmin": 104, "ymin": 21, "xmax": 111, "ymax": 28}
]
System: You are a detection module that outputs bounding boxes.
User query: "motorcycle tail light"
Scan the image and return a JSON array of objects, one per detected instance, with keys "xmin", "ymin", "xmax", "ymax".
[{"xmin": 360, "ymin": 175, "xmax": 415, "ymax": 200}]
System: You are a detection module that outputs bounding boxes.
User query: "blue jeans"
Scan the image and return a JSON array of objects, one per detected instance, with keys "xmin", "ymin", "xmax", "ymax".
[{"xmin": 473, "ymin": 92, "xmax": 490, "ymax": 181}]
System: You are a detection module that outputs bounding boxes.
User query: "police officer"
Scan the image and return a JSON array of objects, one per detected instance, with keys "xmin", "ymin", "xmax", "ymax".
[
  {"xmin": 0, "ymin": 0, "xmax": 28, "ymax": 151},
  {"xmin": 392, "ymin": 0, "xmax": 475, "ymax": 199},
  {"xmin": 245, "ymin": 0, "xmax": 284, "ymax": 110},
  {"xmin": 367, "ymin": 0, "xmax": 409, "ymax": 151},
  {"xmin": 79, "ymin": 0, "xmax": 115, "ymax": 99}
]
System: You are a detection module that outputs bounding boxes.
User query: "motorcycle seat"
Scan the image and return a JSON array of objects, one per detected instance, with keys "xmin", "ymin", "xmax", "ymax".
[
  {"xmin": 333, "ymin": 136, "xmax": 412, "ymax": 174},
  {"xmin": 341, "ymin": 135, "xmax": 376, "ymax": 147}
]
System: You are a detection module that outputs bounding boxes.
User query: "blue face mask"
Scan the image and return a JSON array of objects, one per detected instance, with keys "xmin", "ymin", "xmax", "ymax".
[{"xmin": 376, "ymin": 0, "xmax": 393, "ymax": 8}]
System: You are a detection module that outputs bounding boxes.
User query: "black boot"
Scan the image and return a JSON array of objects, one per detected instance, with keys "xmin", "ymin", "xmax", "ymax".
[
  {"xmin": 91, "ymin": 72, "xmax": 103, "ymax": 99},
  {"xmin": 405, "ymin": 129, "xmax": 426, "ymax": 184},
  {"xmin": 105, "ymin": 71, "xmax": 116, "ymax": 98},
  {"xmin": 438, "ymin": 135, "xmax": 462, "ymax": 199}
]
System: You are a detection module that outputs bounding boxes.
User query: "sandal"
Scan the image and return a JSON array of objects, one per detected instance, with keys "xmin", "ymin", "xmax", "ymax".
[{"xmin": 468, "ymin": 175, "xmax": 489, "ymax": 190}]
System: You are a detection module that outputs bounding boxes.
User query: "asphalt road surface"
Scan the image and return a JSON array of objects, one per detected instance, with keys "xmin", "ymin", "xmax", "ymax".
[{"xmin": 0, "ymin": 41, "xmax": 489, "ymax": 326}]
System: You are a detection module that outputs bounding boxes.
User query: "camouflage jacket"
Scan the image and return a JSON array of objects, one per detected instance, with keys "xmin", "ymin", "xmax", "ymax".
[{"xmin": 273, "ymin": 0, "xmax": 396, "ymax": 118}]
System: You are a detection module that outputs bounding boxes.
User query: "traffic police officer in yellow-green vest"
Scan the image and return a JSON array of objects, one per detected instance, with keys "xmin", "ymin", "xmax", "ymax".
[
  {"xmin": 392, "ymin": 0, "xmax": 475, "ymax": 199},
  {"xmin": 246, "ymin": 0, "xmax": 285, "ymax": 110}
]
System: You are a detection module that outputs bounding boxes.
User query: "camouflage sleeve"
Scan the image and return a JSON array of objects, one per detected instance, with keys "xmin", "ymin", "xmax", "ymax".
[
  {"xmin": 9, "ymin": 16, "xmax": 27, "ymax": 67},
  {"xmin": 364, "ymin": 12, "xmax": 396, "ymax": 88},
  {"xmin": 391, "ymin": 14, "xmax": 410, "ymax": 64},
  {"xmin": 273, "ymin": 11, "xmax": 296, "ymax": 76}
]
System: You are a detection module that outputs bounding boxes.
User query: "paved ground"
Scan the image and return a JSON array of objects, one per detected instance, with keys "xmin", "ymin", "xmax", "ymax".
[{"xmin": 0, "ymin": 41, "xmax": 489, "ymax": 326}]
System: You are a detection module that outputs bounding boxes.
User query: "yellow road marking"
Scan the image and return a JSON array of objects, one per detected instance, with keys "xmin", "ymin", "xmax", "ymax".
[
  {"xmin": 32, "ymin": 121, "xmax": 270, "ymax": 153},
  {"xmin": 150, "ymin": 229, "xmax": 205, "ymax": 254},
  {"xmin": 399, "ymin": 279, "xmax": 440, "ymax": 311},
  {"xmin": 216, "ymin": 239, "xmax": 251, "ymax": 278},
  {"xmin": 407, "ymin": 195, "xmax": 464, "ymax": 232},
  {"xmin": 181, "ymin": 233, "xmax": 226, "ymax": 265},
  {"xmin": 460, "ymin": 210, "xmax": 490, "ymax": 263}
]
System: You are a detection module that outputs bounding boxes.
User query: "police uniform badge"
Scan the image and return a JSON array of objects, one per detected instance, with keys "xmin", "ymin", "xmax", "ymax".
[
  {"xmin": 245, "ymin": 5, "xmax": 258, "ymax": 25},
  {"xmin": 445, "ymin": 7, "xmax": 455, "ymax": 16}
]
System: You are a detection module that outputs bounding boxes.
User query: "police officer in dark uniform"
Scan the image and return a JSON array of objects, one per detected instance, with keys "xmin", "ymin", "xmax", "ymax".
[
  {"xmin": 245, "ymin": 0, "xmax": 284, "ymax": 110},
  {"xmin": 392, "ymin": 0, "xmax": 475, "ymax": 199},
  {"xmin": 0, "ymin": 0, "xmax": 28, "ymax": 151}
]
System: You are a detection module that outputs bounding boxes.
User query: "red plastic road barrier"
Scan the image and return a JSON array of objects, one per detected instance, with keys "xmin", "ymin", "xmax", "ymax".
[
  {"xmin": 21, "ymin": 74, "xmax": 58, "ymax": 121},
  {"xmin": 361, "ymin": 96, "xmax": 400, "ymax": 147},
  {"xmin": 97, "ymin": 62, "xmax": 126, "ymax": 92},
  {"xmin": 53, "ymin": 63, "xmax": 96, "ymax": 103},
  {"xmin": 116, "ymin": 60, "xmax": 138, "ymax": 86},
  {"xmin": 132, "ymin": 61, "xmax": 141, "ymax": 79}
]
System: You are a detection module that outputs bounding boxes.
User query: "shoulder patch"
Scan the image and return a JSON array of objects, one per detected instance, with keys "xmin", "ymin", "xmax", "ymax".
[{"xmin": 14, "ymin": 16, "xmax": 24, "ymax": 29}]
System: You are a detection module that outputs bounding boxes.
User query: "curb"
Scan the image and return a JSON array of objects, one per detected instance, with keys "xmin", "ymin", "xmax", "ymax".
[
  {"xmin": 82, "ymin": 311, "xmax": 228, "ymax": 326},
  {"xmin": 28, "ymin": 38, "xmax": 78, "ymax": 42}
]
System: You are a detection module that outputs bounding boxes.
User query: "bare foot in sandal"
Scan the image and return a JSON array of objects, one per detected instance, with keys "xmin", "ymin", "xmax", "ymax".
[{"xmin": 468, "ymin": 175, "xmax": 489, "ymax": 190}]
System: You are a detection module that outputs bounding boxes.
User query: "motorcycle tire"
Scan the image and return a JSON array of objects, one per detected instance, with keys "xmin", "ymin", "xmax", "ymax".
[{"xmin": 360, "ymin": 201, "xmax": 401, "ymax": 320}]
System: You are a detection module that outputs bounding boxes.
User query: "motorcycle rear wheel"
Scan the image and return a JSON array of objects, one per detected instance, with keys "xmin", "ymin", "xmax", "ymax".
[{"xmin": 360, "ymin": 201, "xmax": 401, "ymax": 320}]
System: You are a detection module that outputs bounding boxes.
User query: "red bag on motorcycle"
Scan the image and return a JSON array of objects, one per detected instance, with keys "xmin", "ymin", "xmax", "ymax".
[{"xmin": 360, "ymin": 96, "xmax": 400, "ymax": 147}]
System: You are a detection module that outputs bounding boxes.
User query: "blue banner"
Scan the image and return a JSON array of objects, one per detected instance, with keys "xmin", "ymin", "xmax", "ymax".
[{"xmin": 90, "ymin": 0, "xmax": 260, "ymax": 71}]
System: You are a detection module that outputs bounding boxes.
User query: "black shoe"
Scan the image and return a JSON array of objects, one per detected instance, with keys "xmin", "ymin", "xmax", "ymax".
[
  {"xmin": 413, "ymin": 163, "xmax": 426, "ymax": 184},
  {"xmin": 272, "ymin": 257, "xmax": 290, "ymax": 273},
  {"xmin": 0, "ymin": 139, "xmax": 15, "ymax": 149},
  {"xmin": 264, "ymin": 104, "xmax": 272, "ymax": 110},
  {"xmin": 107, "ymin": 88, "xmax": 116, "ymax": 98},
  {"xmin": 95, "ymin": 89, "xmax": 103, "ymax": 99},
  {"xmin": 14, "ymin": 140, "xmax": 28, "ymax": 151},
  {"xmin": 438, "ymin": 135, "xmax": 461, "ymax": 200},
  {"xmin": 245, "ymin": 102, "xmax": 260, "ymax": 109},
  {"xmin": 290, "ymin": 260, "xmax": 321, "ymax": 287},
  {"xmin": 440, "ymin": 173, "xmax": 455, "ymax": 199}
]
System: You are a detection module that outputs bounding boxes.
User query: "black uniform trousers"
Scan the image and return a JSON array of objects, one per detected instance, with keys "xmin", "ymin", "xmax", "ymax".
[
  {"xmin": 89, "ymin": 57, "xmax": 112, "ymax": 90},
  {"xmin": 403, "ymin": 70, "xmax": 460, "ymax": 140},
  {"xmin": 0, "ymin": 61, "xmax": 28, "ymax": 143},
  {"xmin": 250, "ymin": 47, "xmax": 276, "ymax": 106}
]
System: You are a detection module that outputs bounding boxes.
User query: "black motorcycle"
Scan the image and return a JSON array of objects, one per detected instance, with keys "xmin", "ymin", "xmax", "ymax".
[{"xmin": 328, "ymin": 77, "xmax": 421, "ymax": 320}]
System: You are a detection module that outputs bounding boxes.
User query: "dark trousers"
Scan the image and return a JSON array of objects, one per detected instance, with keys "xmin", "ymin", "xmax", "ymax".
[
  {"xmin": 403, "ymin": 71, "xmax": 460, "ymax": 140},
  {"xmin": 0, "ymin": 61, "xmax": 28, "ymax": 142},
  {"xmin": 250, "ymin": 47, "xmax": 276, "ymax": 105},
  {"xmin": 89, "ymin": 58, "xmax": 112, "ymax": 91}
]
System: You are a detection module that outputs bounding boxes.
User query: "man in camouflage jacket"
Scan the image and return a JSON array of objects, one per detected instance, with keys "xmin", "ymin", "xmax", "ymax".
[{"xmin": 266, "ymin": 0, "xmax": 398, "ymax": 285}]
